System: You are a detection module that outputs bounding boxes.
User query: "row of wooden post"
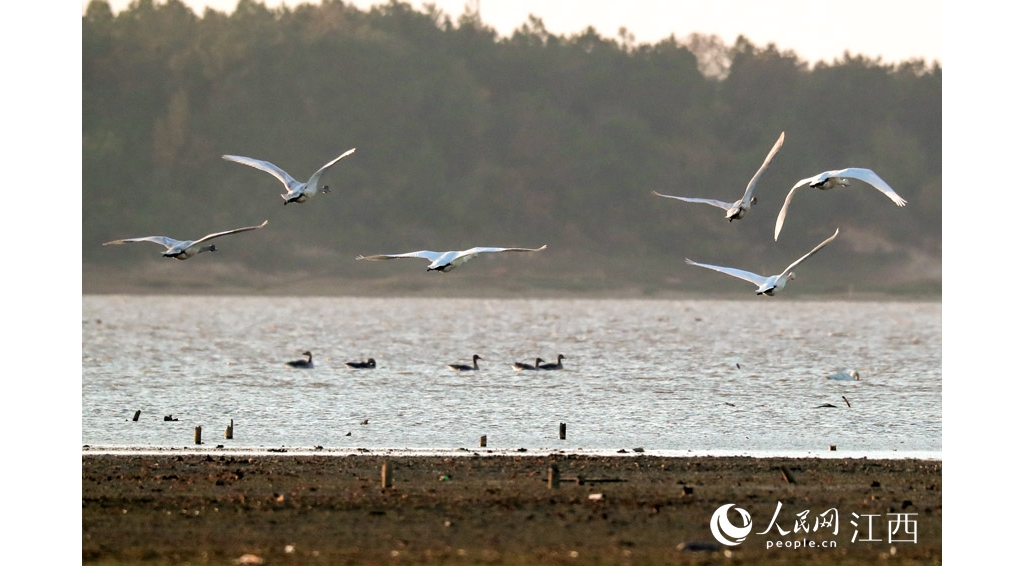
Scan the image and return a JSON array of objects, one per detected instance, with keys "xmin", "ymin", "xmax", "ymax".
[
  {"xmin": 479, "ymin": 423, "xmax": 565, "ymax": 448},
  {"xmin": 137, "ymin": 410, "xmax": 568, "ymax": 448},
  {"xmin": 164, "ymin": 415, "xmax": 836, "ymax": 453},
  {"xmin": 192, "ymin": 420, "xmax": 234, "ymax": 445}
]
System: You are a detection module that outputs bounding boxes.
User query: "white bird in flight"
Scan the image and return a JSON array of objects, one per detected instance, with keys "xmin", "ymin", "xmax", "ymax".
[
  {"xmin": 652, "ymin": 131, "xmax": 785, "ymax": 221},
  {"xmin": 356, "ymin": 245, "xmax": 547, "ymax": 272},
  {"xmin": 222, "ymin": 148, "xmax": 356, "ymax": 205},
  {"xmin": 685, "ymin": 227, "xmax": 839, "ymax": 296},
  {"xmin": 774, "ymin": 167, "xmax": 907, "ymax": 240},
  {"xmin": 102, "ymin": 220, "xmax": 268, "ymax": 260}
]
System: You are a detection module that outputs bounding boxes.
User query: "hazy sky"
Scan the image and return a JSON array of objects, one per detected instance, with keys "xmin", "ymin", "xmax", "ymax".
[{"xmin": 85, "ymin": 0, "xmax": 941, "ymax": 66}]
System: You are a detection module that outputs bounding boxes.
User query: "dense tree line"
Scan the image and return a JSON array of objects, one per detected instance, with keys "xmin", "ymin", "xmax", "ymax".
[{"xmin": 83, "ymin": 0, "xmax": 941, "ymax": 294}]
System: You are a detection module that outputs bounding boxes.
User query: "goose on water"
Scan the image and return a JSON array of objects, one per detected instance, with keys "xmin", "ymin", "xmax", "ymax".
[
  {"xmin": 512, "ymin": 358, "xmax": 544, "ymax": 371},
  {"xmin": 102, "ymin": 220, "xmax": 268, "ymax": 260},
  {"xmin": 652, "ymin": 131, "xmax": 785, "ymax": 221},
  {"xmin": 685, "ymin": 228, "xmax": 839, "ymax": 296},
  {"xmin": 222, "ymin": 148, "xmax": 356, "ymax": 205},
  {"xmin": 538, "ymin": 354, "xmax": 566, "ymax": 370},
  {"xmin": 286, "ymin": 351, "xmax": 314, "ymax": 369},
  {"xmin": 774, "ymin": 167, "xmax": 907, "ymax": 240},
  {"xmin": 449, "ymin": 354, "xmax": 483, "ymax": 371},
  {"xmin": 345, "ymin": 358, "xmax": 376, "ymax": 369},
  {"xmin": 356, "ymin": 245, "xmax": 547, "ymax": 273}
]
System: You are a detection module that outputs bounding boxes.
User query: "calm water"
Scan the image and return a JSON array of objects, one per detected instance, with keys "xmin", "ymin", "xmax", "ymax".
[{"xmin": 82, "ymin": 295, "xmax": 941, "ymax": 458}]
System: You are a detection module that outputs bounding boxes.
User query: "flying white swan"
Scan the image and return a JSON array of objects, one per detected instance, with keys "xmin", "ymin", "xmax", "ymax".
[
  {"xmin": 222, "ymin": 148, "xmax": 356, "ymax": 205},
  {"xmin": 685, "ymin": 228, "xmax": 839, "ymax": 296},
  {"xmin": 774, "ymin": 168, "xmax": 907, "ymax": 240},
  {"xmin": 356, "ymin": 245, "xmax": 547, "ymax": 272},
  {"xmin": 102, "ymin": 220, "xmax": 268, "ymax": 260},
  {"xmin": 652, "ymin": 131, "xmax": 785, "ymax": 221}
]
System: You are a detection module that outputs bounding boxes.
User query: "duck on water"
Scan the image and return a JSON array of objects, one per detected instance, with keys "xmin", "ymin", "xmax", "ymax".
[
  {"xmin": 538, "ymin": 354, "xmax": 566, "ymax": 370},
  {"xmin": 449, "ymin": 354, "xmax": 483, "ymax": 371},
  {"xmin": 286, "ymin": 351, "xmax": 314, "ymax": 369},
  {"xmin": 512, "ymin": 358, "xmax": 544, "ymax": 371}
]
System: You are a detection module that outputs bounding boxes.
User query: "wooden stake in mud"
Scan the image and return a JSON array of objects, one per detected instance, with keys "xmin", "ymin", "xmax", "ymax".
[
  {"xmin": 225, "ymin": 419, "xmax": 234, "ymax": 439},
  {"xmin": 382, "ymin": 461, "xmax": 393, "ymax": 488},
  {"xmin": 549, "ymin": 465, "xmax": 560, "ymax": 489},
  {"xmin": 779, "ymin": 466, "xmax": 796, "ymax": 484},
  {"xmin": 479, "ymin": 435, "xmax": 487, "ymax": 447},
  {"xmin": 132, "ymin": 410, "xmax": 141, "ymax": 422},
  {"xmin": 559, "ymin": 423, "xmax": 566, "ymax": 440},
  {"xmin": 194, "ymin": 426, "xmax": 202, "ymax": 445}
]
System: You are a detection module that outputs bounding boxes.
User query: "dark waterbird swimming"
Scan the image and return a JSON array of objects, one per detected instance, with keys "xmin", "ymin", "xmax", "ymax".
[
  {"xmin": 449, "ymin": 354, "xmax": 483, "ymax": 371},
  {"xmin": 512, "ymin": 358, "xmax": 544, "ymax": 371},
  {"xmin": 538, "ymin": 354, "xmax": 566, "ymax": 370},
  {"xmin": 286, "ymin": 351, "xmax": 314, "ymax": 369}
]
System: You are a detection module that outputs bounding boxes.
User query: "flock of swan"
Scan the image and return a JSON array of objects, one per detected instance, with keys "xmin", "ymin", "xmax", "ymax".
[
  {"xmin": 102, "ymin": 146, "xmax": 552, "ymax": 271},
  {"xmin": 653, "ymin": 131, "xmax": 907, "ymax": 295},
  {"xmin": 103, "ymin": 132, "xmax": 906, "ymax": 380},
  {"xmin": 102, "ymin": 130, "xmax": 906, "ymax": 296}
]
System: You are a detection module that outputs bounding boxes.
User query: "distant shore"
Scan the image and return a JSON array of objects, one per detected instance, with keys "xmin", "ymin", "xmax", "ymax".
[{"xmin": 83, "ymin": 453, "xmax": 941, "ymax": 564}]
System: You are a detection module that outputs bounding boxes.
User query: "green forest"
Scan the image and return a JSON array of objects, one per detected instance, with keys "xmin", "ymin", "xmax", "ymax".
[{"xmin": 82, "ymin": 0, "xmax": 941, "ymax": 297}]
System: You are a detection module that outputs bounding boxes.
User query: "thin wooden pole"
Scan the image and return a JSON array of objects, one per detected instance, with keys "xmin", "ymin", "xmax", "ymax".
[
  {"xmin": 132, "ymin": 410, "xmax": 141, "ymax": 422},
  {"xmin": 548, "ymin": 465, "xmax": 560, "ymax": 489},
  {"xmin": 382, "ymin": 461, "xmax": 393, "ymax": 488},
  {"xmin": 193, "ymin": 426, "xmax": 202, "ymax": 445},
  {"xmin": 479, "ymin": 435, "xmax": 487, "ymax": 447},
  {"xmin": 559, "ymin": 423, "xmax": 566, "ymax": 440},
  {"xmin": 225, "ymin": 419, "xmax": 234, "ymax": 439}
]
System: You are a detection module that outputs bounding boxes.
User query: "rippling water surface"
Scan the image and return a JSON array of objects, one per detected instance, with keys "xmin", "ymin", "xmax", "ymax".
[{"xmin": 82, "ymin": 295, "xmax": 941, "ymax": 457}]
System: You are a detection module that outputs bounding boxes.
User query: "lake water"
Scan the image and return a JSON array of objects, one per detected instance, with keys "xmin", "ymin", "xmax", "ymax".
[{"xmin": 82, "ymin": 295, "xmax": 941, "ymax": 458}]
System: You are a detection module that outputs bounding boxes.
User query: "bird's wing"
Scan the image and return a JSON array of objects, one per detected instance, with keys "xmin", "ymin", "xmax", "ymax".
[
  {"xmin": 780, "ymin": 227, "xmax": 839, "ymax": 277},
  {"xmin": 685, "ymin": 258, "xmax": 769, "ymax": 287},
  {"xmin": 102, "ymin": 236, "xmax": 182, "ymax": 250},
  {"xmin": 356, "ymin": 250, "xmax": 445, "ymax": 262},
  {"xmin": 193, "ymin": 220, "xmax": 268, "ymax": 244},
  {"xmin": 651, "ymin": 191, "xmax": 732, "ymax": 211},
  {"xmin": 449, "ymin": 245, "xmax": 547, "ymax": 265},
  {"xmin": 307, "ymin": 148, "xmax": 356, "ymax": 186},
  {"xmin": 740, "ymin": 131, "xmax": 785, "ymax": 202},
  {"xmin": 773, "ymin": 176, "xmax": 817, "ymax": 241},
  {"xmin": 222, "ymin": 155, "xmax": 301, "ymax": 190},
  {"xmin": 836, "ymin": 168, "xmax": 908, "ymax": 206},
  {"xmin": 456, "ymin": 245, "xmax": 547, "ymax": 258}
]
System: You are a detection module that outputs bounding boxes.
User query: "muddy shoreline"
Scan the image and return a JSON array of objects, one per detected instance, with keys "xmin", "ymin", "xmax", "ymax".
[{"xmin": 83, "ymin": 454, "xmax": 941, "ymax": 564}]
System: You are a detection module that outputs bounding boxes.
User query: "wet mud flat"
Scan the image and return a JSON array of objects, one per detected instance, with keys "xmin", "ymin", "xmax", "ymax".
[{"xmin": 83, "ymin": 454, "xmax": 941, "ymax": 564}]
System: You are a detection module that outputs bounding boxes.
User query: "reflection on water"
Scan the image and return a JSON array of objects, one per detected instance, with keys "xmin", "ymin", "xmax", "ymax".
[{"xmin": 82, "ymin": 295, "xmax": 941, "ymax": 456}]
